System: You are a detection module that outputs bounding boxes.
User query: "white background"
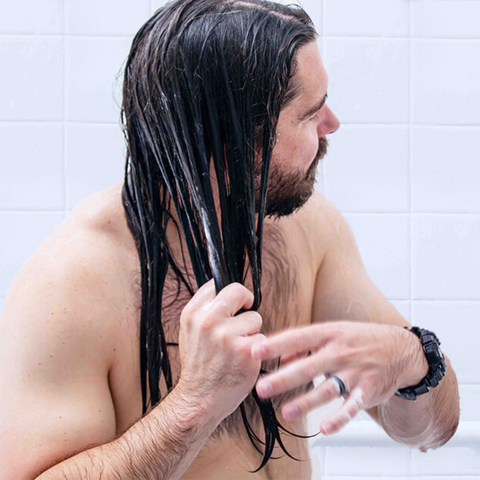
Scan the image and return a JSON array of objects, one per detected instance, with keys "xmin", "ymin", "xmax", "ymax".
[{"xmin": 0, "ymin": 0, "xmax": 479, "ymax": 478}]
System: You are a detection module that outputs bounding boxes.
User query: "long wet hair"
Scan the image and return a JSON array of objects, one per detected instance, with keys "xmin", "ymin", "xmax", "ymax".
[{"xmin": 120, "ymin": 0, "xmax": 319, "ymax": 472}]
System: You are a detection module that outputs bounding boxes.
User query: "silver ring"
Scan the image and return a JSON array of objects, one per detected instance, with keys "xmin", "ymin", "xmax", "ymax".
[{"xmin": 325, "ymin": 373, "xmax": 347, "ymax": 397}]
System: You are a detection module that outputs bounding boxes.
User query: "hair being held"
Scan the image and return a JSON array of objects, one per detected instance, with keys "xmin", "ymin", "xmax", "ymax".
[{"xmin": 120, "ymin": 0, "xmax": 322, "ymax": 472}]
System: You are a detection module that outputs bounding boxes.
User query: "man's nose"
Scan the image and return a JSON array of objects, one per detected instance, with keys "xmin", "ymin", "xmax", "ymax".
[{"xmin": 318, "ymin": 104, "xmax": 340, "ymax": 136}]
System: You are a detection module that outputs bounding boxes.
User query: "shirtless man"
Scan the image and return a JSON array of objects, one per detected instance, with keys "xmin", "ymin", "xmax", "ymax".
[{"xmin": 0, "ymin": 11, "xmax": 460, "ymax": 480}]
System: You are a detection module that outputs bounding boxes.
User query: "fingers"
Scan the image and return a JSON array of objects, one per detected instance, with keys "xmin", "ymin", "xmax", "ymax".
[
  {"xmin": 279, "ymin": 350, "xmax": 310, "ymax": 366},
  {"xmin": 279, "ymin": 372, "xmax": 352, "ymax": 421},
  {"xmin": 279, "ymin": 375, "xmax": 365, "ymax": 436},
  {"xmin": 220, "ymin": 310, "xmax": 263, "ymax": 337},
  {"xmin": 246, "ymin": 332, "xmax": 268, "ymax": 345},
  {"xmin": 185, "ymin": 278, "xmax": 217, "ymax": 311},
  {"xmin": 251, "ymin": 324, "xmax": 328, "ymax": 361},
  {"xmin": 255, "ymin": 349, "xmax": 341, "ymax": 400},
  {"xmin": 318, "ymin": 386, "xmax": 365, "ymax": 435},
  {"xmin": 183, "ymin": 280, "xmax": 254, "ymax": 321},
  {"xmin": 240, "ymin": 332, "xmax": 268, "ymax": 353},
  {"xmin": 214, "ymin": 282, "xmax": 255, "ymax": 317}
]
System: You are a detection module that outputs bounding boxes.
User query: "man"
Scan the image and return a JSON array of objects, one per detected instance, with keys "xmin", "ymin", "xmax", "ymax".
[{"xmin": 0, "ymin": 2, "xmax": 459, "ymax": 480}]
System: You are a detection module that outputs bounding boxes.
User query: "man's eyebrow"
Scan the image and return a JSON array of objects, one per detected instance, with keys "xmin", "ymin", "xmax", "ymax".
[{"xmin": 298, "ymin": 92, "xmax": 328, "ymax": 122}]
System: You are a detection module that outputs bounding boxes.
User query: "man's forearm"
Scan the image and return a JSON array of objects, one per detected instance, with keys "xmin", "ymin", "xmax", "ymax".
[
  {"xmin": 378, "ymin": 344, "xmax": 460, "ymax": 453},
  {"xmin": 36, "ymin": 383, "xmax": 219, "ymax": 480}
]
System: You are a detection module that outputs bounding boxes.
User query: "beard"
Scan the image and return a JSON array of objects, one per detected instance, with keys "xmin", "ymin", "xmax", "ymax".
[{"xmin": 255, "ymin": 135, "xmax": 328, "ymax": 219}]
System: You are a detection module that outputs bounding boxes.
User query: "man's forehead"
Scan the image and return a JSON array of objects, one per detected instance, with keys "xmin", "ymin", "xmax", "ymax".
[{"xmin": 295, "ymin": 42, "xmax": 328, "ymax": 101}]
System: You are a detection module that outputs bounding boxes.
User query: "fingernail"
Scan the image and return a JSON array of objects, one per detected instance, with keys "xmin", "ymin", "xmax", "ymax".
[
  {"xmin": 322, "ymin": 422, "xmax": 333, "ymax": 435},
  {"xmin": 258, "ymin": 381, "xmax": 273, "ymax": 397}
]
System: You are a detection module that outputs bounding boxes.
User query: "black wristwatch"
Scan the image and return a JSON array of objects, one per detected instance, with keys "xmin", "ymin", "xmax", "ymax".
[{"xmin": 395, "ymin": 326, "xmax": 447, "ymax": 401}]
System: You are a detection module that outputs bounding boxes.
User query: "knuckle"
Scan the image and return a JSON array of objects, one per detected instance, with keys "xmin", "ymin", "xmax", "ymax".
[
  {"xmin": 325, "ymin": 381, "xmax": 338, "ymax": 397},
  {"xmin": 199, "ymin": 315, "xmax": 215, "ymax": 333},
  {"xmin": 212, "ymin": 296, "xmax": 228, "ymax": 311},
  {"xmin": 233, "ymin": 282, "xmax": 254, "ymax": 301},
  {"xmin": 213, "ymin": 326, "xmax": 229, "ymax": 345},
  {"xmin": 228, "ymin": 282, "xmax": 245, "ymax": 294},
  {"xmin": 181, "ymin": 302, "xmax": 194, "ymax": 319}
]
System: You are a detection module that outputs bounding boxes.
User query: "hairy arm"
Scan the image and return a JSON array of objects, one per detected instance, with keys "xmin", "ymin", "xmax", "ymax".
[
  {"xmin": 36, "ymin": 382, "xmax": 217, "ymax": 480},
  {"xmin": 307, "ymin": 191, "xmax": 460, "ymax": 451},
  {"xmin": 0, "ymin": 225, "xmax": 219, "ymax": 480}
]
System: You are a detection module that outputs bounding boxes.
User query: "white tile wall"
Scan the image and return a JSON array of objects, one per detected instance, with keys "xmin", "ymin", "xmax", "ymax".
[
  {"xmin": 411, "ymin": 0, "xmax": 480, "ymax": 39},
  {"xmin": 413, "ymin": 216, "xmax": 480, "ymax": 300},
  {"xmin": 66, "ymin": 0, "xmax": 151, "ymax": 37},
  {"xmin": 66, "ymin": 37, "xmax": 132, "ymax": 123},
  {"xmin": 0, "ymin": 38, "xmax": 64, "ymax": 121},
  {"xmin": 0, "ymin": 124, "xmax": 64, "ymax": 210},
  {"xmin": 412, "ymin": 127, "xmax": 480, "ymax": 213},
  {"xmin": 412, "ymin": 302, "xmax": 480, "ymax": 385},
  {"xmin": 458, "ymin": 384, "xmax": 480, "ymax": 423},
  {"xmin": 65, "ymin": 124, "xmax": 126, "ymax": 208},
  {"xmin": 324, "ymin": 38, "xmax": 409, "ymax": 124},
  {"xmin": 324, "ymin": 0, "xmax": 409, "ymax": 37},
  {"xmin": 343, "ymin": 214, "xmax": 410, "ymax": 299},
  {"xmin": 411, "ymin": 40, "xmax": 480, "ymax": 126},
  {"xmin": 0, "ymin": 0, "xmax": 63, "ymax": 35},
  {"xmin": 1, "ymin": 0, "xmax": 479, "ymax": 478},
  {"xmin": 325, "ymin": 125, "xmax": 409, "ymax": 212}
]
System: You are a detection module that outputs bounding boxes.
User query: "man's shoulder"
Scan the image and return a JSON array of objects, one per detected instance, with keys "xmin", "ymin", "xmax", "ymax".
[
  {"xmin": 274, "ymin": 189, "xmax": 341, "ymax": 269},
  {"xmin": 3, "ymin": 186, "xmax": 129, "ymax": 368}
]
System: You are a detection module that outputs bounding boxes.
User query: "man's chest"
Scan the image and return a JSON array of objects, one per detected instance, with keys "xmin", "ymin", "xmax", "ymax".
[{"xmin": 108, "ymin": 219, "xmax": 321, "ymax": 437}]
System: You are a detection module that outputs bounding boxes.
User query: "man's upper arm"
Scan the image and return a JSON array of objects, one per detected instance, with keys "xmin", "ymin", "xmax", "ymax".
[
  {"xmin": 308, "ymin": 194, "xmax": 412, "ymax": 423},
  {"xmin": 0, "ymin": 234, "xmax": 121, "ymax": 479}
]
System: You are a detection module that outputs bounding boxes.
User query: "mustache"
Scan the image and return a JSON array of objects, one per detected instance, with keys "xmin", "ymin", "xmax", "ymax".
[
  {"xmin": 316, "ymin": 135, "xmax": 329, "ymax": 161},
  {"xmin": 305, "ymin": 136, "xmax": 329, "ymax": 178}
]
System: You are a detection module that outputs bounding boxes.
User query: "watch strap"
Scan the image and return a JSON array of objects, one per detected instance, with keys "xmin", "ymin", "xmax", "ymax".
[{"xmin": 395, "ymin": 326, "xmax": 447, "ymax": 401}]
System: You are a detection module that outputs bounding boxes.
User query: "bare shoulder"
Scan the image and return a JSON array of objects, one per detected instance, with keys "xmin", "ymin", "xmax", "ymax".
[
  {"xmin": 1, "ymin": 186, "xmax": 129, "ymax": 374},
  {"xmin": 273, "ymin": 189, "xmax": 340, "ymax": 272},
  {"xmin": 0, "ymin": 187, "xmax": 130, "ymax": 478}
]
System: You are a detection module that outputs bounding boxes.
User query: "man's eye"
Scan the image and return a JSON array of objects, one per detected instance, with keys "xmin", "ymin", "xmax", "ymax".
[{"xmin": 310, "ymin": 112, "xmax": 319, "ymax": 121}]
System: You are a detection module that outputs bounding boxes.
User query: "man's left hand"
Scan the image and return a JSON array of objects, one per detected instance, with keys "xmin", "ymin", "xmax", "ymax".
[{"xmin": 251, "ymin": 321, "xmax": 428, "ymax": 435}]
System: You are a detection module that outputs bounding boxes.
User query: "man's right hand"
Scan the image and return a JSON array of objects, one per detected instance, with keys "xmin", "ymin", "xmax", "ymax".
[{"xmin": 177, "ymin": 279, "xmax": 266, "ymax": 422}]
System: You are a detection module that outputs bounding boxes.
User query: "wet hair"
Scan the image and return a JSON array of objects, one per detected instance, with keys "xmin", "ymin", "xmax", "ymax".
[{"xmin": 120, "ymin": 0, "xmax": 319, "ymax": 472}]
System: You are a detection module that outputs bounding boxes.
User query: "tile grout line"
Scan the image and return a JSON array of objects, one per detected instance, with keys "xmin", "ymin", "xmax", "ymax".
[
  {"xmin": 63, "ymin": 0, "xmax": 67, "ymax": 216},
  {"xmin": 0, "ymin": 123, "xmax": 480, "ymax": 130},
  {"xmin": 3, "ymin": 33, "xmax": 480, "ymax": 41},
  {"xmin": 408, "ymin": 1, "xmax": 414, "ymax": 472},
  {"xmin": 408, "ymin": 0, "xmax": 413, "ymax": 317}
]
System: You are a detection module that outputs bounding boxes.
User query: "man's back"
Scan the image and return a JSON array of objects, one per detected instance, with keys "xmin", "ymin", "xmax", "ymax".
[{"xmin": 0, "ymin": 180, "xmax": 328, "ymax": 479}]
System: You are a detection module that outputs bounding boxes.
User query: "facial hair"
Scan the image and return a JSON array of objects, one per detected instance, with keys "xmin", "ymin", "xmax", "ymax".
[{"xmin": 257, "ymin": 135, "xmax": 328, "ymax": 219}]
